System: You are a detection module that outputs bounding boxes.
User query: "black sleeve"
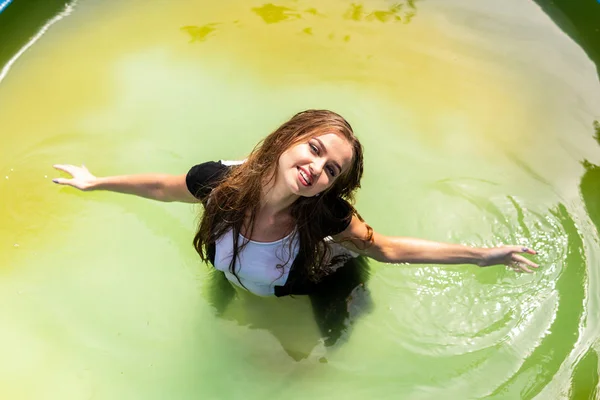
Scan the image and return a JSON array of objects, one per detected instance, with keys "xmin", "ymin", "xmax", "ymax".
[
  {"xmin": 185, "ymin": 161, "xmax": 230, "ymax": 202},
  {"xmin": 323, "ymin": 197, "xmax": 354, "ymax": 236}
]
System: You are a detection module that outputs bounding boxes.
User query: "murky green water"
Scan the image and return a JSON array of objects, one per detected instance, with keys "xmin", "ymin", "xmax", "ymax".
[{"xmin": 1, "ymin": 0, "xmax": 599, "ymax": 398}]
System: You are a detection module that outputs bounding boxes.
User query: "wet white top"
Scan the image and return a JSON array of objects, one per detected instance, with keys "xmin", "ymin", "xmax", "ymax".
[
  {"xmin": 189, "ymin": 159, "xmax": 358, "ymax": 296},
  {"xmin": 213, "ymin": 228, "xmax": 300, "ymax": 296}
]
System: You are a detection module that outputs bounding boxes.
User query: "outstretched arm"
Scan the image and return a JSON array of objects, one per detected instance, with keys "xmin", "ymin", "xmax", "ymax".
[
  {"xmin": 52, "ymin": 164, "xmax": 198, "ymax": 203},
  {"xmin": 332, "ymin": 215, "xmax": 539, "ymax": 272}
]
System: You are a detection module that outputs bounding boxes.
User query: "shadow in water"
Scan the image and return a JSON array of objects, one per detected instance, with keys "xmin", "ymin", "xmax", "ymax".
[
  {"xmin": 533, "ymin": 0, "xmax": 600, "ymax": 80},
  {"xmin": 0, "ymin": 0, "xmax": 68, "ymax": 71},
  {"xmin": 581, "ymin": 121, "xmax": 600, "ymax": 235},
  {"xmin": 485, "ymin": 122, "xmax": 600, "ymax": 399},
  {"xmin": 568, "ymin": 120, "xmax": 600, "ymax": 399},
  {"xmin": 569, "ymin": 345, "xmax": 599, "ymax": 400},
  {"xmin": 203, "ymin": 256, "xmax": 373, "ymax": 360}
]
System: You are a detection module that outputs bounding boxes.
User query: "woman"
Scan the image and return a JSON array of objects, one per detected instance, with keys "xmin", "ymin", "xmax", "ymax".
[{"xmin": 53, "ymin": 110, "xmax": 538, "ymax": 345}]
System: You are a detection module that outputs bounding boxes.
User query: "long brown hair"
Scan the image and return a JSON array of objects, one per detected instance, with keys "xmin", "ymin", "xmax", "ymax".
[{"xmin": 193, "ymin": 110, "xmax": 369, "ymax": 285}]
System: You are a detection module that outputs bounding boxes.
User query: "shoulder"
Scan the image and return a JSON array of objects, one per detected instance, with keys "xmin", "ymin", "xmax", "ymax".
[{"xmin": 186, "ymin": 160, "xmax": 241, "ymax": 201}]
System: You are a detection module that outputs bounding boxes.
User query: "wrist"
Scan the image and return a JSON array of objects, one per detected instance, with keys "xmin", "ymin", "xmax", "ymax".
[
  {"xmin": 474, "ymin": 247, "xmax": 489, "ymax": 266},
  {"xmin": 83, "ymin": 177, "xmax": 101, "ymax": 191}
]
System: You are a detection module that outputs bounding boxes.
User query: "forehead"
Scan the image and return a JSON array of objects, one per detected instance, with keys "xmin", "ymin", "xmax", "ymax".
[{"xmin": 313, "ymin": 132, "xmax": 354, "ymax": 170}]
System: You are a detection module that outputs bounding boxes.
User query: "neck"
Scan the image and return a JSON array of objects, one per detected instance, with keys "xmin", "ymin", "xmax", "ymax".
[{"xmin": 259, "ymin": 173, "xmax": 299, "ymax": 217}]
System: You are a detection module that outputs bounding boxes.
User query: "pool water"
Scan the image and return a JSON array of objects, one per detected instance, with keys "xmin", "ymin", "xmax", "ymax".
[{"xmin": 1, "ymin": 0, "xmax": 599, "ymax": 398}]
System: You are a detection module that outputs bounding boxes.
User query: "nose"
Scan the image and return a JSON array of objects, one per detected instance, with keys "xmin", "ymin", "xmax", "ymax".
[{"xmin": 309, "ymin": 159, "xmax": 326, "ymax": 177}]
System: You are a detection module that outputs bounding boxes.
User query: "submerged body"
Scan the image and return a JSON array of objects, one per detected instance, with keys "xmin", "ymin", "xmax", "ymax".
[
  {"xmin": 52, "ymin": 110, "xmax": 538, "ymax": 342},
  {"xmin": 186, "ymin": 158, "xmax": 362, "ymax": 297}
]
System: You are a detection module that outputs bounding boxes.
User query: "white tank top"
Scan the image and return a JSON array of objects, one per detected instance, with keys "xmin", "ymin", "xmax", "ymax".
[
  {"xmin": 213, "ymin": 229, "xmax": 300, "ymax": 296},
  {"xmin": 210, "ymin": 160, "xmax": 358, "ymax": 296}
]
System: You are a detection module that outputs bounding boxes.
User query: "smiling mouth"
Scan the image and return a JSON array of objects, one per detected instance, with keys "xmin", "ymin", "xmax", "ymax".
[{"xmin": 298, "ymin": 167, "xmax": 313, "ymax": 186}]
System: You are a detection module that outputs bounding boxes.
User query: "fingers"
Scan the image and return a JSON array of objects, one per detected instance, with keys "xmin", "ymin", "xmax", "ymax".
[
  {"xmin": 521, "ymin": 247, "xmax": 537, "ymax": 255},
  {"xmin": 507, "ymin": 245, "xmax": 537, "ymax": 255},
  {"xmin": 508, "ymin": 261, "xmax": 532, "ymax": 273},
  {"xmin": 52, "ymin": 164, "xmax": 81, "ymax": 187},
  {"xmin": 508, "ymin": 263, "xmax": 526, "ymax": 273},
  {"xmin": 511, "ymin": 254, "xmax": 539, "ymax": 273},
  {"xmin": 53, "ymin": 164, "xmax": 77, "ymax": 176},
  {"xmin": 52, "ymin": 177, "xmax": 71, "ymax": 186},
  {"xmin": 52, "ymin": 176, "xmax": 79, "ymax": 188},
  {"xmin": 512, "ymin": 254, "xmax": 538, "ymax": 268},
  {"xmin": 515, "ymin": 263, "xmax": 533, "ymax": 273}
]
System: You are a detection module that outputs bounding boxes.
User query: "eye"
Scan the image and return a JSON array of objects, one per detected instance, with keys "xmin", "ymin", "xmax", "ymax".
[
  {"xmin": 327, "ymin": 166, "xmax": 336, "ymax": 177},
  {"xmin": 309, "ymin": 143, "xmax": 319, "ymax": 154}
]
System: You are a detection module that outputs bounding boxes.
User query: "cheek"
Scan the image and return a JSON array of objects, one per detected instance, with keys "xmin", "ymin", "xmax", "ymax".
[
  {"xmin": 282, "ymin": 149, "xmax": 298, "ymax": 166},
  {"xmin": 316, "ymin": 174, "xmax": 334, "ymax": 189},
  {"xmin": 279, "ymin": 150, "xmax": 294, "ymax": 168}
]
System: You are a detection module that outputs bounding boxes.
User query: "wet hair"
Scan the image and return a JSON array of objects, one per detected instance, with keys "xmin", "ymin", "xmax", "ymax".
[{"xmin": 193, "ymin": 109, "xmax": 372, "ymax": 285}]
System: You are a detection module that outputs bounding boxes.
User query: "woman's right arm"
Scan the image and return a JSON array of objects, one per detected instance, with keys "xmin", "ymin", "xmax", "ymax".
[{"xmin": 52, "ymin": 164, "xmax": 198, "ymax": 203}]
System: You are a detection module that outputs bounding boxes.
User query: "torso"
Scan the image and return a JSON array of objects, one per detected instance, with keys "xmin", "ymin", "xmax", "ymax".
[
  {"xmin": 214, "ymin": 223, "xmax": 300, "ymax": 297},
  {"xmin": 240, "ymin": 210, "xmax": 295, "ymax": 243},
  {"xmin": 186, "ymin": 160, "xmax": 357, "ymax": 297}
]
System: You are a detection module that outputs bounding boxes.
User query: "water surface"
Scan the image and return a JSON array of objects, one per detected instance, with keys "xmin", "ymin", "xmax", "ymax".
[{"xmin": 1, "ymin": 0, "xmax": 599, "ymax": 398}]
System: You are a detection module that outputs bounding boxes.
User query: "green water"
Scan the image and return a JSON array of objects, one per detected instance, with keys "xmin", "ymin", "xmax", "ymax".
[{"xmin": 1, "ymin": 0, "xmax": 599, "ymax": 398}]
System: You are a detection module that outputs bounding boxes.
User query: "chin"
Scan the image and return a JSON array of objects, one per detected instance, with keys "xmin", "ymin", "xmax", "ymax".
[
  {"xmin": 286, "ymin": 178, "xmax": 303, "ymax": 196},
  {"xmin": 290, "ymin": 183, "xmax": 313, "ymax": 197},
  {"xmin": 298, "ymin": 187, "xmax": 320, "ymax": 198}
]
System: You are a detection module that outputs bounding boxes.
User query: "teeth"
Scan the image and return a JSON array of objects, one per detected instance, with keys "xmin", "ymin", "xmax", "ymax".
[{"xmin": 299, "ymin": 169, "xmax": 311, "ymax": 185}]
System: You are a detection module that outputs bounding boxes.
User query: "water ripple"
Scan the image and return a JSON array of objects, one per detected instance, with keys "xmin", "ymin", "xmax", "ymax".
[{"xmin": 380, "ymin": 185, "xmax": 572, "ymax": 354}]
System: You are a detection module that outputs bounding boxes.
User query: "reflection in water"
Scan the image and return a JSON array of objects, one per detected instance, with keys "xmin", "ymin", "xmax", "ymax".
[
  {"xmin": 0, "ymin": 1, "xmax": 77, "ymax": 84},
  {"xmin": 569, "ymin": 345, "xmax": 599, "ymax": 400},
  {"xmin": 1, "ymin": 0, "xmax": 599, "ymax": 396},
  {"xmin": 581, "ymin": 121, "xmax": 600, "ymax": 234},
  {"xmin": 182, "ymin": 1, "xmax": 419, "ymax": 45},
  {"xmin": 204, "ymin": 257, "xmax": 373, "ymax": 360},
  {"xmin": 344, "ymin": 2, "xmax": 417, "ymax": 23},
  {"xmin": 0, "ymin": 0, "xmax": 13, "ymax": 15},
  {"xmin": 574, "ymin": 121, "xmax": 600, "ymax": 398},
  {"xmin": 0, "ymin": 0, "xmax": 67, "ymax": 69},
  {"xmin": 533, "ymin": 0, "xmax": 600, "ymax": 80},
  {"xmin": 181, "ymin": 24, "xmax": 219, "ymax": 42},
  {"xmin": 250, "ymin": 2, "xmax": 419, "ymax": 25},
  {"xmin": 251, "ymin": 4, "xmax": 301, "ymax": 24}
]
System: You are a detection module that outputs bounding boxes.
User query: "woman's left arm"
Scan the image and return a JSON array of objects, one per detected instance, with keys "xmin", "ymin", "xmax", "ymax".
[{"xmin": 332, "ymin": 215, "xmax": 539, "ymax": 273}]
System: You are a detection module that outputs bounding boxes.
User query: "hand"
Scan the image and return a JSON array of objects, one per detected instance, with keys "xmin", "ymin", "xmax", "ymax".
[
  {"xmin": 479, "ymin": 246, "xmax": 539, "ymax": 273},
  {"xmin": 52, "ymin": 164, "xmax": 97, "ymax": 191}
]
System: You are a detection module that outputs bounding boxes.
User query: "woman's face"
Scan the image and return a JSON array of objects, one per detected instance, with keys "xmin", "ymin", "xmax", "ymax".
[{"xmin": 278, "ymin": 132, "xmax": 354, "ymax": 197}]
